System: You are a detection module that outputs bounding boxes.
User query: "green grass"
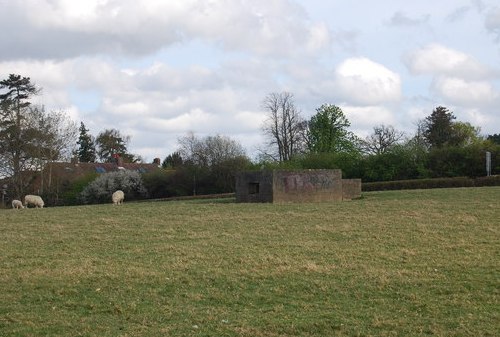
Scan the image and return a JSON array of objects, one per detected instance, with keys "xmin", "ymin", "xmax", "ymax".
[{"xmin": 1, "ymin": 187, "xmax": 499, "ymax": 336}]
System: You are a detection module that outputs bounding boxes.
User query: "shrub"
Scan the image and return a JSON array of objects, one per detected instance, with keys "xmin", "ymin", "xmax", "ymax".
[
  {"xmin": 80, "ymin": 170, "xmax": 148, "ymax": 204},
  {"xmin": 362, "ymin": 176, "xmax": 500, "ymax": 191}
]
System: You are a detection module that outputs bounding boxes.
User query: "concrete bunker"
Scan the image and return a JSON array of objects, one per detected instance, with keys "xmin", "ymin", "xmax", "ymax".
[{"xmin": 235, "ymin": 169, "xmax": 361, "ymax": 203}]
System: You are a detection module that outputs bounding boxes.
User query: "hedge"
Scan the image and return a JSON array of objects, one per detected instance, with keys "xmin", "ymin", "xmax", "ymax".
[{"xmin": 362, "ymin": 175, "xmax": 500, "ymax": 191}]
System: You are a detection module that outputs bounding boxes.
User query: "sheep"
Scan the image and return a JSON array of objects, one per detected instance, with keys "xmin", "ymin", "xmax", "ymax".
[
  {"xmin": 112, "ymin": 190, "xmax": 125, "ymax": 205},
  {"xmin": 24, "ymin": 194, "xmax": 44, "ymax": 208},
  {"xmin": 12, "ymin": 199, "xmax": 24, "ymax": 209}
]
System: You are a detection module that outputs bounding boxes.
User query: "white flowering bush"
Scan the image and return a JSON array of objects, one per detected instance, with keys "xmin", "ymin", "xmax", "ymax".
[{"xmin": 80, "ymin": 170, "xmax": 148, "ymax": 204}]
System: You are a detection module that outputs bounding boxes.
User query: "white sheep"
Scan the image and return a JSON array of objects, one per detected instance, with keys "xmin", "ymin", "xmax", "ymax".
[
  {"xmin": 12, "ymin": 199, "xmax": 24, "ymax": 209},
  {"xmin": 112, "ymin": 190, "xmax": 125, "ymax": 205},
  {"xmin": 24, "ymin": 194, "xmax": 44, "ymax": 208}
]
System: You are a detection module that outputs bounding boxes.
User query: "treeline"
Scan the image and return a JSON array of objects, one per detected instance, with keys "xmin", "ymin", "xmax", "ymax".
[
  {"xmin": 141, "ymin": 94, "xmax": 499, "ymax": 198},
  {"xmin": 1, "ymin": 75, "xmax": 499, "ymax": 206}
]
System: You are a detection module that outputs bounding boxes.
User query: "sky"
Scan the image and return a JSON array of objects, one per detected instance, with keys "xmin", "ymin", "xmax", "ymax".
[{"xmin": 1, "ymin": 0, "xmax": 499, "ymax": 162}]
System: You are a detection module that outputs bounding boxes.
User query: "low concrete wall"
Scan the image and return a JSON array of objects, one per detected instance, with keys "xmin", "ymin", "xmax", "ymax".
[{"xmin": 342, "ymin": 179, "xmax": 362, "ymax": 200}]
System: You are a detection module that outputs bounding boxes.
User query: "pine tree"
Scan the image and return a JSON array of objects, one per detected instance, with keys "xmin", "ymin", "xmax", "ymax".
[
  {"xmin": 76, "ymin": 122, "xmax": 96, "ymax": 163},
  {"xmin": 423, "ymin": 106, "xmax": 456, "ymax": 148}
]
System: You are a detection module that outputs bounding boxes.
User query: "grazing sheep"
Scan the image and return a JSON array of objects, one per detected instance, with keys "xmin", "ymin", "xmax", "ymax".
[
  {"xmin": 112, "ymin": 190, "xmax": 125, "ymax": 205},
  {"xmin": 12, "ymin": 199, "xmax": 24, "ymax": 209},
  {"xmin": 24, "ymin": 194, "xmax": 44, "ymax": 208}
]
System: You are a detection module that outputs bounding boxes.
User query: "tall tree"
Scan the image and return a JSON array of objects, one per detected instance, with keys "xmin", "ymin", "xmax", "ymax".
[
  {"xmin": 361, "ymin": 124, "xmax": 405, "ymax": 155},
  {"xmin": 261, "ymin": 92, "xmax": 305, "ymax": 162},
  {"xmin": 76, "ymin": 122, "xmax": 96, "ymax": 163},
  {"xmin": 0, "ymin": 75, "xmax": 77, "ymax": 197},
  {"xmin": 487, "ymin": 134, "xmax": 500, "ymax": 145},
  {"xmin": 162, "ymin": 151, "xmax": 183, "ymax": 169},
  {"xmin": 95, "ymin": 128, "xmax": 130, "ymax": 163},
  {"xmin": 449, "ymin": 122, "xmax": 482, "ymax": 147},
  {"xmin": 0, "ymin": 74, "xmax": 39, "ymax": 197},
  {"xmin": 423, "ymin": 106, "xmax": 456, "ymax": 148},
  {"xmin": 177, "ymin": 133, "xmax": 250, "ymax": 194},
  {"xmin": 307, "ymin": 104, "xmax": 358, "ymax": 154}
]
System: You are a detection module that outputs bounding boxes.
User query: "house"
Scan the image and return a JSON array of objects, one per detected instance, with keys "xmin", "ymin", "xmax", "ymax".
[
  {"xmin": 33, "ymin": 156, "xmax": 161, "ymax": 196},
  {"xmin": 235, "ymin": 169, "xmax": 361, "ymax": 203}
]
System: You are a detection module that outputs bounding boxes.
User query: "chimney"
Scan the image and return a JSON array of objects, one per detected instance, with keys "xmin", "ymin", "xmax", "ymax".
[{"xmin": 113, "ymin": 153, "xmax": 123, "ymax": 167}]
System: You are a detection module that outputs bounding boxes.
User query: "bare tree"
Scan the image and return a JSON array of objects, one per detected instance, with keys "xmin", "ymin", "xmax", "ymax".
[
  {"xmin": 261, "ymin": 92, "xmax": 305, "ymax": 162},
  {"xmin": 178, "ymin": 132, "xmax": 247, "ymax": 167},
  {"xmin": 361, "ymin": 125, "xmax": 405, "ymax": 155}
]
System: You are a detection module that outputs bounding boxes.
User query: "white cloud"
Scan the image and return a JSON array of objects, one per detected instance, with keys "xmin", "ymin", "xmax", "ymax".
[
  {"xmin": 0, "ymin": 0, "xmax": 332, "ymax": 60},
  {"xmin": 405, "ymin": 43, "xmax": 495, "ymax": 80},
  {"xmin": 433, "ymin": 77, "xmax": 498, "ymax": 105},
  {"xmin": 341, "ymin": 105, "xmax": 397, "ymax": 134},
  {"xmin": 334, "ymin": 57, "xmax": 402, "ymax": 105}
]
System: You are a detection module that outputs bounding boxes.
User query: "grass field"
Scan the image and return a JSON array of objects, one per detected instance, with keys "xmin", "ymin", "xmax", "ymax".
[{"xmin": 1, "ymin": 187, "xmax": 499, "ymax": 337}]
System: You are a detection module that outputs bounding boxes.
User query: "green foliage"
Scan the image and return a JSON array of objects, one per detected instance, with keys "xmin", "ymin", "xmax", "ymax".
[
  {"xmin": 427, "ymin": 142, "xmax": 500, "ymax": 178},
  {"xmin": 142, "ymin": 169, "xmax": 191, "ymax": 198},
  {"xmin": 0, "ymin": 74, "xmax": 39, "ymax": 196},
  {"xmin": 61, "ymin": 173, "xmax": 99, "ymax": 205},
  {"xmin": 362, "ymin": 175, "xmax": 500, "ymax": 191},
  {"xmin": 307, "ymin": 104, "xmax": 359, "ymax": 154},
  {"xmin": 80, "ymin": 170, "xmax": 148, "ymax": 204},
  {"xmin": 360, "ymin": 144, "xmax": 430, "ymax": 182},
  {"xmin": 423, "ymin": 106, "xmax": 456, "ymax": 148},
  {"xmin": 95, "ymin": 128, "xmax": 130, "ymax": 163},
  {"xmin": 76, "ymin": 121, "xmax": 96, "ymax": 163},
  {"xmin": 162, "ymin": 151, "xmax": 183, "ymax": 169},
  {"xmin": 487, "ymin": 133, "xmax": 500, "ymax": 145}
]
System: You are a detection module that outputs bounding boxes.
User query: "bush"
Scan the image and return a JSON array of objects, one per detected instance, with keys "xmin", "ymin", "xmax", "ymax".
[
  {"xmin": 80, "ymin": 170, "xmax": 148, "ymax": 204},
  {"xmin": 362, "ymin": 176, "xmax": 500, "ymax": 191}
]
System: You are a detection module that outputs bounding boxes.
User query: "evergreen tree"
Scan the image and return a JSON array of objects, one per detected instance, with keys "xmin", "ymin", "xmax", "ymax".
[
  {"xmin": 76, "ymin": 122, "xmax": 96, "ymax": 163},
  {"xmin": 95, "ymin": 128, "xmax": 130, "ymax": 163},
  {"xmin": 0, "ymin": 74, "xmax": 39, "ymax": 197},
  {"xmin": 423, "ymin": 106, "xmax": 456, "ymax": 148}
]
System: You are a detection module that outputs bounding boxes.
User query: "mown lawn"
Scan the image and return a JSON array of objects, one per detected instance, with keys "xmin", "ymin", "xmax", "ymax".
[{"xmin": 0, "ymin": 187, "xmax": 498, "ymax": 336}]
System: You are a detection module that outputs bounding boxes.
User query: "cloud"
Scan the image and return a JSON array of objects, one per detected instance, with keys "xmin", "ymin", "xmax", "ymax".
[
  {"xmin": 433, "ymin": 77, "xmax": 498, "ymax": 105},
  {"xmin": 388, "ymin": 11, "xmax": 429, "ymax": 26},
  {"xmin": 341, "ymin": 105, "xmax": 397, "ymax": 136},
  {"xmin": 485, "ymin": 6, "xmax": 500, "ymax": 41},
  {"xmin": 0, "ymin": 0, "xmax": 332, "ymax": 60},
  {"xmin": 334, "ymin": 57, "xmax": 402, "ymax": 105},
  {"xmin": 404, "ymin": 43, "xmax": 496, "ymax": 80}
]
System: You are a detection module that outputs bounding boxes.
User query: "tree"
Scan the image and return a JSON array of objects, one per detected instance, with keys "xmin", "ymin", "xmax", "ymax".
[
  {"xmin": 178, "ymin": 132, "xmax": 247, "ymax": 167},
  {"xmin": 307, "ymin": 104, "xmax": 359, "ymax": 154},
  {"xmin": 261, "ymin": 92, "xmax": 305, "ymax": 162},
  {"xmin": 0, "ymin": 75, "xmax": 78, "ymax": 198},
  {"xmin": 162, "ymin": 151, "xmax": 183, "ymax": 169},
  {"xmin": 76, "ymin": 122, "xmax": 96, "ymax": 163},
  {"xmin": 423, "ymin": 106, "xmax": 456, "ymax": 148},
  {"xmin": 449, "ymin": 122, "xmax": 482, "ymax": 147},
  {"xmin": 177, "ymin": 133, "xmax": 250, "ymax": 194},
  {"xmin": 28, "ymin": 107, "xmax": 78, "ymax": 195},
  {"xmin": 95, "ymin": 128, "xmax": 131, "ymax": 163},
  {"xmin": 0, "ymin": 74, "xmax": 39, "ymax": 197},
  {"xmin": 487, "ymin": 134, "xmax": 500, "ymax": 145},
  {"xmin": 361, "ymin": 124, "xmax": 405, "ymax": 155}
]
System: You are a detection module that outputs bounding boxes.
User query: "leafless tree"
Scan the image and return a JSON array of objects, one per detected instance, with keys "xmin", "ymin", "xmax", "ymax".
[
  {"xmin": 361, "ymin": 124, "xmax": 405, "ymax": 155},
  {"xmin": 261, "ymin": 92, "xmax": 305, "ymax": 162}
]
